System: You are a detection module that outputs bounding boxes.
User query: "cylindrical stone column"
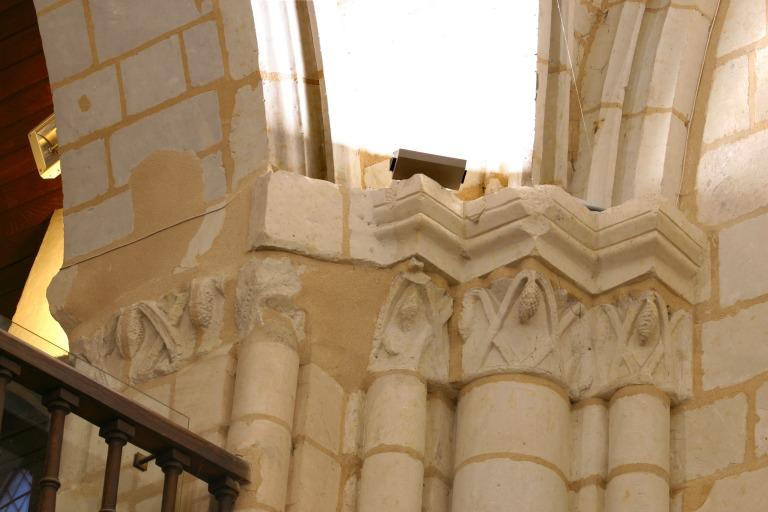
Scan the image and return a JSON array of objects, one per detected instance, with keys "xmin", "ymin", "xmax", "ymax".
[
  {"xmin": 357, "ymin": 372, "xmax": 427, "ymax": 512},
  {"xmin": 570, "ymin": 398, "xmax": 608, "ymax": 512},
  {"xmin": 451, "ymin": 375, "xmax": 570, "ymax": 512},
  {"xmin": 606, "ymin": 385, "xmax": 670, "ymax": 512},
  {"xmin": 227, "ymin": 331, "xmax": 300, "ymax": 511},
  {"xmin": 423, "ymin": 391, "xmax": 455, "ymax": 512}
]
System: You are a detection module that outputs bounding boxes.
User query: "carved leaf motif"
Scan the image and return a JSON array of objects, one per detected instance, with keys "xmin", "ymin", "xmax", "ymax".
[
  {"xmin": 636, "ymin": 298, "xmax": 659, "ymax": 346},
  {"xmin": 517, "ymin": 280, "xmax": 540, "ymax": 324},
  {"xmin": 189, "ymin": 278, "xmax": 222, "ymax": 328},
  {"xmin": 116, "ymin": 305, "xmax": 144, "ymax": 359}
]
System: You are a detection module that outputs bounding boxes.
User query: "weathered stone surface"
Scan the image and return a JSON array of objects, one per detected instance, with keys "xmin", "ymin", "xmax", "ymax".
[
  {"xmin": 201, "ymin": 152, "xmax": 226, "ymax": 202},
  {"xmin": 716, "ymin": 0, "xmax": 766, "ymax": 57},
  {"xmin": 720, "ymin": 212, "xmax": 768, "ymax": 307},
  {"xmin": 220, "ymin": 0, "xmax": 260, "ymax": 80},
  {"xmin": 342, "ymin": 391, "xmax": 364, "ymax": 456},
  {"xmin": 671, "ymin": 395, "xmax": 747, "ymax": 484},
  {"xmin": 251, "ymin": 171, "xmax": 342, "ymax": 260},
  {"xmin": 293, "ymin": 364, "xmax": 345, "ymax": 454},
  {"xmin": 110, "ymin": 92, "xmax": 222, "ymax": 186},
  {"xmin": 38, "ymin": 0, "xmax": 92, "ymax": 82},
  {"xmin": 697, "ymin": 129, "xmax": 768, "ymax": 225},
  {"xmin": 61, "ymin": 139, "xmax": 109, "ymax": 208},
  {"xmin": 702, "ymin": 56, "xmax": 749, "ymax": 144},
  {"xmin": 121, "ymin": 36, "xmax": 186, "ymax": 114},
  {"xmin": 287, "ymin": 441, "xmax": 341, "ymax": 512},
  {"xmin": 64, "ymin": 191, "xmax": 133, "ymax": 259},
  {"xmin": 755, "ymin": 47, "xmax": 768, "ymax": 122},
  {"xmin": 230, "ymin": 84, "xmax": 268, "ymax": 187},
  {"xmin": 702, "ymin": 302, "xmax": 768, "ymax": 390},
  {"xmin": 53, "ymin": 66, "xmax": 122, "ymax": 145},
  {"xmin": 755, "ymin": 381, "xmax": 768, "ymax": 456},
  {"xmin": 695, "ymin": 466, "xmax": 768, "ymax": 512},
  {"xmin": 183, "ymin": 21, "xmax": 225, "ymax": 87},
  {"xmin": 173, "ymin": 352, "xmax": 233, "ymax": 432},
  {"xmin": 89, "ymin": 0, "xmax": 211, "ymax": 61}
]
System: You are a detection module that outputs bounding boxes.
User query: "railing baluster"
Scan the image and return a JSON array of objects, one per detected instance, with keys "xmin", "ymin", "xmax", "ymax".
[
  {"xmin": 98, "ymin": 419, "xmax": 135, "ymax": 512},
  {"xmin": 38, "ymin": 388, "xmax": 79, "ymax": 512},
  {"xmin": 209, "ymin": 476, "xmax": 239, "ymax": 512},
  {"xmin": 157, "ymin": 449, "xmax": 190, "ymax": 512},
  {"xmin": 0, "ymin": 357, "xmax": 20, "ymax": 433}
]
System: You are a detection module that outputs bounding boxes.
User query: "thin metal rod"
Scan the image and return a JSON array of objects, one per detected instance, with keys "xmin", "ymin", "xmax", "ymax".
[{"xmin": 38, "ymin": 389, "xmax": 79, "ymax": 512}]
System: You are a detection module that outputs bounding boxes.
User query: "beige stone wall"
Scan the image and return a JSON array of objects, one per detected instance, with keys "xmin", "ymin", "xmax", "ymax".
[
  {"xmin": 676, "ymin": 1, "xmax": 768, "ymax": 510},
  {"xmin": 36, "ymin": 0, "xmax": 331, "ymax": 267},
  {"xmin": 538, "ymin": 0, "xmax": 717, "ymax": 208}
]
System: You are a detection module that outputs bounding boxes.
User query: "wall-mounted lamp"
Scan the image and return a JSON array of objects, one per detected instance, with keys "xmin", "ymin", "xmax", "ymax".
[
  {"xmin": 28, "ymin": 114, "xmax": 60, "ymax": 179},
  {"xmin": 390, "ymin": 148, "xmax": 466, "ymax": 190}
]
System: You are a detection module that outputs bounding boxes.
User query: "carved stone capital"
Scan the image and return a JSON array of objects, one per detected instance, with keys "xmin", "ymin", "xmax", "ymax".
[
  {"xmin": 368, "ymin": 259, "xmax": 452, "ymax": 382},
  {"xmin": 460, "ymin": 271, "xmax": 693, "ymax": 402}
]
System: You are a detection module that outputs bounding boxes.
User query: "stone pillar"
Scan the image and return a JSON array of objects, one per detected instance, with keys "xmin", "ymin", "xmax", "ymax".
[
  {"xmin": 570, "ymin": 398, "xmax": 608, "ymax": 512},
  {"xmin": 606, "ymin": 386, "xmax": 670, "ymax": 512},
  {"xmin": 357, "ymin": 260, "xmax": 453, "ymax": 512},
  {"xmin": 227, "ymin": 327, "xmax": 300, "ymax": 511},
  {"xmin": 451, "ymin": 375, "xmax": 570, "ymax": 512},
  {"xmin": 422, "ymin": 391, "xmax": 454, "ymax": 512},
  {"xmin": 357, "ymin": 372, "xmax": 427, "ymax": 512}
]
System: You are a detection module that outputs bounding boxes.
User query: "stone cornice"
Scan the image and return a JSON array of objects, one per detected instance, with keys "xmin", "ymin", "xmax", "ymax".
[{"xmin": 250, "ymin": 172, "xmax": 708, "ymax": 303}]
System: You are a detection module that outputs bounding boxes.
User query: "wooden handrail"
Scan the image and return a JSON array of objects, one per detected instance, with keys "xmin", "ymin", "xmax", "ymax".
[{"xmin": 0, "ymin": 329, "xmax": 250, "ymax": 489}]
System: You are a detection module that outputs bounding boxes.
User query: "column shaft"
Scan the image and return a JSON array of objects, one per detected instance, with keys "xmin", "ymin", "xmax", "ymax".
[
  {"xmin": 570, "ymin": 399, "xmax": 608, "ymax": 512},
  {"xmin": 451, "ymin": 375, "xmax": 570, "ymax": 512},
  {"xmin": 227, "ymin": 337, "xmax": 299, "ymax": 511},
  {"xmin": 606, "ymin": 386, "xmax": 670, "ymax": 512},
  {"xmin": 357, "ymin": 373, "xmax": 427, "ymax": 512}
]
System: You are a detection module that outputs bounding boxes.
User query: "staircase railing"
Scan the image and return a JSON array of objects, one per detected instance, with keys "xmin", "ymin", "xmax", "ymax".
[{"xmin": 0, "ymin": 329, "xmax": 249, "ymax": 512}]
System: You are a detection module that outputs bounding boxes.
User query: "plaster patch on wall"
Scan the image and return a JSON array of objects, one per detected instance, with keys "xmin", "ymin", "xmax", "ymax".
[
  {"xmin": 230, "ymin": 83, "xmax": 268, "ymax": 189},
  {"xmin": 201, "ymin": 152, "xmax": 227, "ymax": 202},
  {"xmin": 64, "ymin": 191, "xmax": 134, "ymax": 260},
  {"xmin": 175, "ymin": 209, "xmax": 226, "ymax": 273},
  {"xmin": 110, "ymin": 92, "xmax": 222, "ymax": 186}
]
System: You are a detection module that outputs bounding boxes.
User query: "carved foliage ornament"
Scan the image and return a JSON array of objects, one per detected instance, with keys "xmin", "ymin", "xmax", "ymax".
[
  {"xmin": 369, "ymin": 259, "xmax": 453, "ymax": 381},
  {"xmin": 460, "ymin": 271, "xmax": 692, "ymax": 401},
  {"xmin": 72, "ymin": 276, "xmax": 225, "ymax": 384}
]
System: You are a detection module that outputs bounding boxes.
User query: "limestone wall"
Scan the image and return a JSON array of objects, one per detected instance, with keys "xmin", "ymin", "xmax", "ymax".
[
  {"xmin": 674, "ymin": 0, "xmax": 768, "ymax": 511},
  {"xmin": 35, "ymin": 0, "xmax": 332, "ymax": 267}
]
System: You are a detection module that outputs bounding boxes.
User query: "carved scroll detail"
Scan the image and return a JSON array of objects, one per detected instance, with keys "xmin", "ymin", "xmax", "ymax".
[
  {"xmin": 368, "ymin": 259, "xmax": 452, "ymax": 381},
  {"xmin": 72, "ymin": 275, "xmax": 225, "ymax": 384}
]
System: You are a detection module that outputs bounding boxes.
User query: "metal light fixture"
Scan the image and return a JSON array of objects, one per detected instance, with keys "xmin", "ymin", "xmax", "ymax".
[
  {"xmin": 28, "ymin": 113, "xmax": 60, "ymax": 179},
  {"xmin": 389, "ymin": 148, "xmax": 467, "ymax": 190}
]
